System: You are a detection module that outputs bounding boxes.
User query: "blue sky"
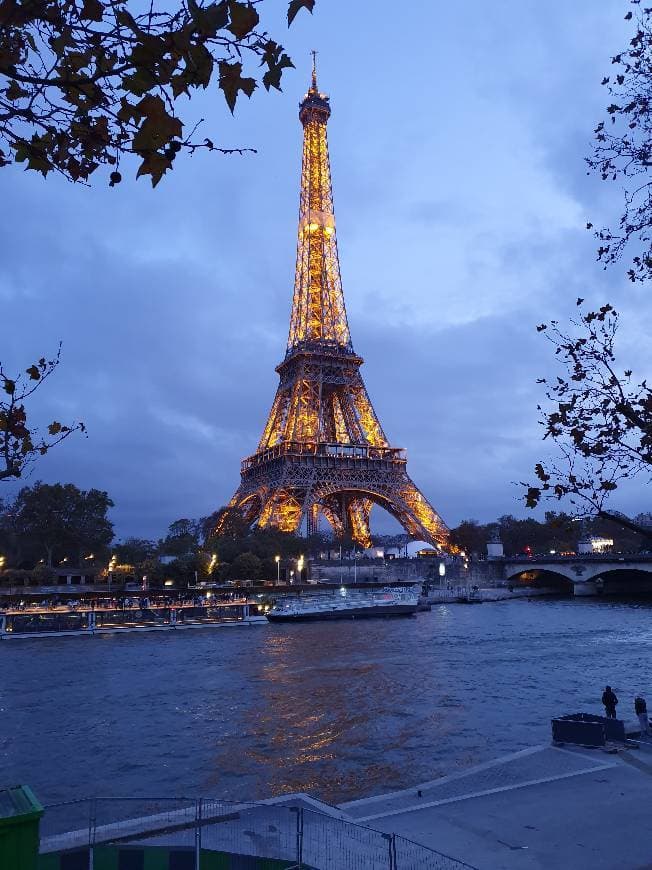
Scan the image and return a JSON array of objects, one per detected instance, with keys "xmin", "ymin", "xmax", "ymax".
[{"xmin": 1, "ymin": 0, "xmax": 650, "ymax": 539}]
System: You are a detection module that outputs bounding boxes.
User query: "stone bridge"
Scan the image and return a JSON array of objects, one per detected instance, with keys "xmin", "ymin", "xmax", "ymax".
[{"xmin": 502, "ymin": 555, "xmax": 652, "ymax": 596}]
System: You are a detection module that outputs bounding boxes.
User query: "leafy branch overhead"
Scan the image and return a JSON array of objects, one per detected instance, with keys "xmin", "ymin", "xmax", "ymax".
[
  {"xmin": 587, "ymin": 3, "xmax": 652, "ymax": 281},
  {"xmin": 524, "ymin": 302, "xmax": 652, "ymax": 538},
  {"xmin": 0, "ymin": 0, "xmax": 316, "ymax": 186},
  {"xmin": 0, "ymin": 345, "xmax": 86, "ymax": 481}
]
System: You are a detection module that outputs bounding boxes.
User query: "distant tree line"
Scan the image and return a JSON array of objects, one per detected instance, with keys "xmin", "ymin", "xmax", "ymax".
[
  {"xmin": 450, "ymin": 511, "xmax": 652, "ymax": 559},
  {"xmin": 1, "ymin": 482, "xmax": 650, "ymax": 589},
  {"xmin": 0, "ymin": 482, "xmax": 308, "ymax": 586}
]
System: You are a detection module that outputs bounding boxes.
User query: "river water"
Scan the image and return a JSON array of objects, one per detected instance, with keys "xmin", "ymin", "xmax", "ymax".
[{"xmin": 2, "ymin": 599, "xmax": 651, "ymax": 806}]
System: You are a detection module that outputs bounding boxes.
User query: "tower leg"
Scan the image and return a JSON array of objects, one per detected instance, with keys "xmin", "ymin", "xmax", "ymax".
[
  {"xmin": 214, "ymin": 488, "xmax": 265, "ymax": 536},
  {"xmin": 307, "ymin": 503, "xmax": 320, "ymax": 537},
  {"xmin": 391, "ymin": 479, "xmax": 448, "ymax": 548},
  {"xmin": 346, "ymin": 498, "xmax": 373, "ymax": 549},
  {"xmin": 321, "ymin": 499, "xmax": 345, "ymax": 539},
  {"xmin": 258, "ymin": 489, "xmax": 304, "ymax": 534}
]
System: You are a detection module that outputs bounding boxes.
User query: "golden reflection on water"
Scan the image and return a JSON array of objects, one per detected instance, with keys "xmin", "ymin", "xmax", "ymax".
[{"xmin": 230, "ymin": 624, "xmax": 429, "ymax": 801}]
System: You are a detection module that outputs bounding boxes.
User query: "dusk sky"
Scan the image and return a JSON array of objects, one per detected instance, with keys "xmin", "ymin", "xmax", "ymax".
[{"xmin": 2, "ymin": 0, "xmax": 650, "ymax": 540}]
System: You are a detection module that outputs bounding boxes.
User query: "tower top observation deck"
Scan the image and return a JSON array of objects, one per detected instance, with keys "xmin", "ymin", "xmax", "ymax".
[{"xmin": 299, "ymin": 51, "xmax": 331, "ymax": 125}]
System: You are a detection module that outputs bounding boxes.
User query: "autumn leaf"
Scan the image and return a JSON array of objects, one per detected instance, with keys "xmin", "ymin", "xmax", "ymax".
[
  {"xmin": 525, "ymin": 487, "xmax": 541, "ymax": 509},
  {"xmin": 534, "ymin": 463, "xmax": 550, "ymax": 482},
  {"xmin": 227, "ymin": 1, "xmax": 259, "ymax": 39},
  {"xmin": 48, "ymin": 421, "xmax": 62, "ymax": 435},
  {"xmin": 132, "ymin": 95, "xmax": 183, "ymax": 152},
  {"xmin": 287, "ymin": 0, "xmax": 315, "ymax": 26},
  {"xmin": 219, "ymin": 61, "xmax": 256, "ymax": 113},
  {"xmin": 136, "ymin": 152, "xmax": 173, "ymax": 187},
  {"xmin": 263, "ymin": 52, "xmax": 294, "ymax": 91},
  {"xmin": 26, "ymin": 365, "xmax": 41, "ymax": 380},
  {"xmin": 3, "ymin": 379, "xmax": 16, "ymax": 395}
]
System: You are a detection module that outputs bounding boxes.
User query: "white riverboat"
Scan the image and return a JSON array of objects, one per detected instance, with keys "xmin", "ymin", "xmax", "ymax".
[{"xmin": 266, "ymin": 585, "xmax": 419, "ymax": 622}]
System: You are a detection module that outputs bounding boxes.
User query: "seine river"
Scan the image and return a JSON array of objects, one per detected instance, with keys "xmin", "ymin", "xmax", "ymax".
[{"xmin": 2, "ymin": 599, "xmax": 651, "ymax": 806}]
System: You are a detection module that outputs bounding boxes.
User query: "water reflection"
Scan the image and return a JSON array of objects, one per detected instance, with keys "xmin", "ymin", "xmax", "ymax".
[{"xmin": 4, "ymin": 599, "xmax": 652, "ymax": 805}]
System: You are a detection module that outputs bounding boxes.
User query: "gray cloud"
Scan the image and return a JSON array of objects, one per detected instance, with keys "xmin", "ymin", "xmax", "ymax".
[{"xmin": 1, "ymin": 0, "xmax": 649, "ymax": 539}]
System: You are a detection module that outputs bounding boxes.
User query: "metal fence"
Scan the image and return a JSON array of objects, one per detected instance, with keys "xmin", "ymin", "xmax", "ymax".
[{"xmin": 39, "ymin": 795, "xmax": 477, "ymax": 869}]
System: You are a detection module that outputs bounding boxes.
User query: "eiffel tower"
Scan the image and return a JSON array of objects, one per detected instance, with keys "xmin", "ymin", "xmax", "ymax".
[{"xmin": 217, "ymin": 60, "xmax": 449, "ymax": 550}]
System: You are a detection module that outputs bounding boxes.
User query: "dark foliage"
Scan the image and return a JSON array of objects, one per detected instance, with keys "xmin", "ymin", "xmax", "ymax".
[
  {"xmin": 0, "ymin": 344, "xmax": 85, "ymax": 481},
  {"xmin": 525, "ymin": 302, "xmax": 652, "ymax": 537},
  {"xmin": 6, "ymin": 480, "xmax": 114, "ymax": 565},
  {"xmin": 587, "ymin": 3, "xmax": 652, "ymax": 280},
  {"xmin": 450, "ymin": 511, "xmax": 651, "ymax": 557},
  {"xmin": 0, "ymin": 0, "xmax": 316, "ymax": 185}
]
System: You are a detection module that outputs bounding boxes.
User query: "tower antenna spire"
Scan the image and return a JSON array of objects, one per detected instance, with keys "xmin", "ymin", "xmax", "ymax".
[{"xmin": 310, "ymin": 49, "xmax": 318, "ymax": 91}]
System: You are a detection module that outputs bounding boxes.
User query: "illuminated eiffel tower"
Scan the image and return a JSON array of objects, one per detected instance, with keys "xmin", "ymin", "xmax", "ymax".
[{"xmin": 217, "ymin": 60, "xmax": 449, "ymax": 549}]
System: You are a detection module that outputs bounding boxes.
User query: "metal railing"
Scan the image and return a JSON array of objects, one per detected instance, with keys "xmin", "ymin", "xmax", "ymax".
[{"xmin": 39, "ymin": 795, "xmax": 477, "ymax": 870}]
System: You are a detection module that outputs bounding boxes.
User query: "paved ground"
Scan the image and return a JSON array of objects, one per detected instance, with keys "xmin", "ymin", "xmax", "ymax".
[
  {"xmin": 340, "ymin": 742, "xmax": 652, "ymax": 869},
  {"xmin": 48, "ymin": 737, "xmax": 652, "ymax": 868}
]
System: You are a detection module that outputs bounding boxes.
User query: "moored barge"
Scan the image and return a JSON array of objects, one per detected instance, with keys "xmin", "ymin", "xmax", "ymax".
[{"xmin": 266, "ymin": 585, "xmax": 419, "ymax": 622}]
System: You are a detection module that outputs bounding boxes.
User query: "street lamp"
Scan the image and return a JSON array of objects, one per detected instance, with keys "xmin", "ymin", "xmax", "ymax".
[
  {"xmin": 297, "ymin": 554, "xmax": 304, "ymax": 582},
  {"xmin": 108, "ymin": 554, "xmax": 117, "ymax": 596},
  {"xmin": 275, "ymin": 555, "xmax": 281, "ymax": 585}
]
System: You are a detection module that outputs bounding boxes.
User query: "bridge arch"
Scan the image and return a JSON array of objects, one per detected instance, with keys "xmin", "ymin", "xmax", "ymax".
[
  {"xmin": 593, "ymin": 569, "xmax": 652, "ymax": 596},
  {"xmin": 506, "ymin": 568, "xmax": 574, "ymax": 594}
]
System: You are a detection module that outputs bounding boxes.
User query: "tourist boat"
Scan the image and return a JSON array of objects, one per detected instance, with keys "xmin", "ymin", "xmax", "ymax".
[
  {"xmin": 266, "ymin": 585, "xmax": 420, "ymax": 622},
  {"xmin": 0, "ymin": 598, "xmax": 265, "ymax": 639}
]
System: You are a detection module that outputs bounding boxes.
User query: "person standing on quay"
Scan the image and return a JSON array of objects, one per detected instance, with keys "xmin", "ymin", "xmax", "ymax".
[
  {"xmin": 635, "ymin": 696, "xmax": 649, "ymax": 736},
  {"xmin": 602, "ymin": 685, "xmax": 618, "ymax": 719}
]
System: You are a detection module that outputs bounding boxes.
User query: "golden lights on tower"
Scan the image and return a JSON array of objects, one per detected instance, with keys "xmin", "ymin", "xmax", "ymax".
[{"xmin": 214, "ymin": 62, "xmax": 450, "ymax": 552}]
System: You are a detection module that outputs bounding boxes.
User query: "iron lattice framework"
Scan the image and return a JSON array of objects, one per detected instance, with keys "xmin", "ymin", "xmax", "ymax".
[{"xmin": 217, "ymin": 63, "xmax": 449, "ymax": 550}]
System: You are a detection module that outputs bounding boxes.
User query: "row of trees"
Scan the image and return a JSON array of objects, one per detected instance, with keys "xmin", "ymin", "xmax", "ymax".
[
  {"xmin": 0, "ymin": 482, "xmax": 310, "ymax": 584},
  {"xmin": 450, "ymin": 511, "xmax": 652, "ymax": 559},
  {"xmin": 116, "ymin": 517, "xmax": 307, "ymax": 584},
  {"xmin": 0, "ymin": 482, "xmax": 114, "ymax": 567}
]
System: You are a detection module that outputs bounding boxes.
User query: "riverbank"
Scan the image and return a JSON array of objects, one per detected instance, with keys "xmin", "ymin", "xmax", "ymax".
[
  {"xmin": 337, "ymin": 736, "xmax": 652, "ymax": 868},
  {"xmin": 37, "ymin": 737, "xmax": 652, "ymax": 869},
  {"xmin": 426, "ymin": 585, "xmax": 562, "ymax": 603}
]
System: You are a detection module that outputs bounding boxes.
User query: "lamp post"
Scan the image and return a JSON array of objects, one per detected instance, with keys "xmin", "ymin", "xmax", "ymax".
[
  {"xmin": 108, "ymin": 555, "xmax": 116, "ymax": 598},
  {"xmin": 275, "ymin": 555, "xmax": 280, "ymax": 585}
]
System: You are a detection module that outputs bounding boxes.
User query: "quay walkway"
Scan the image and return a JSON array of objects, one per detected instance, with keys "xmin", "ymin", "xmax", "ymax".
[
  {"xmin": 38, "ymin": 737, "xmax": 652, "ymax": 868},
  {"xmin": 339, "ymin": 739, "xmax": 652, "ymax": 869}
]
